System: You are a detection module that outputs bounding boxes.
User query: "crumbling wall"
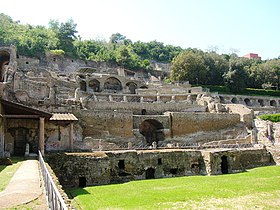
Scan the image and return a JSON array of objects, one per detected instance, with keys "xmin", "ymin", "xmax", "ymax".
[{"xmin": 46, "ymin": 148, "xmax": 273, "ymax": 187}]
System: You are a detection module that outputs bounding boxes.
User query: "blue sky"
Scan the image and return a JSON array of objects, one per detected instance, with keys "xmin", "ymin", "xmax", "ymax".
[{"xmin": 3, "ymin": 0, "xmax": 280, "ymax": 59}]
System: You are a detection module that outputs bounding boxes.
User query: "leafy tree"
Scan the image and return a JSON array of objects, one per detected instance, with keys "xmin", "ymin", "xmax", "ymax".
[
  {"xmin": 49, "ymin": 19, "xmax": 77, "ymax": 56},
  {"xmin": 223, "ymin": 59, "xmax": 248, "ymax": 93},
  {"xmin": 170, "ymin": 50, "xmax": 207, "ymax": 84}
]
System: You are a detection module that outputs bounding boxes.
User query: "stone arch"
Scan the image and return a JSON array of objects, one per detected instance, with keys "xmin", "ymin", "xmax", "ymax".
[
  {"xmin": 88, "ymin": 79, "xmax": 100, "ymax": 92},
  {"xmin": 126, "ymin": 82, "xmax": 137, "ymax": 94},
  {"xmin": 80, "ymin": 80, "xmax": 87, "ymax": 92},
  {"xmin": 270, "ymin": 100, "xmax": 277, "ymax": 107},
  {"xmin": 139, "ymin": 119, "xmax": 164, "ymax": 145},
  {"xmin": 221, "ymin": 155, "xmax": 229, "ymax": 174},
  {"xmin": 244, "ymin": 98, "xmax": 252, "ymax": 106},
  {"xmin": 258, "ymin": 99, "xmax": 264, "ymax": 107},
  {"xmin": 231, "ymin": 97, "xmax": 237, "ymax": 104},
  {"xmin": 0, "ymin": 50, "xmax": 10, "ymax": 82},
  {"xmin": 104, "ymin": 77, "xmax": 122, "ymax": 92},
  {"xmin": 219, "ymin": 96, "xmax": 225, "ymax": 104}
]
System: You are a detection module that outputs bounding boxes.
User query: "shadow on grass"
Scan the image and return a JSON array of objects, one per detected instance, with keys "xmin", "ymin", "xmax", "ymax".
[
  {"xmin": 0, "ymin": 156, "xmax": 24, "ymax": 173},
  {"xmin": 66, "ymin": 188, "xmax": 90, "ymax": 199}
]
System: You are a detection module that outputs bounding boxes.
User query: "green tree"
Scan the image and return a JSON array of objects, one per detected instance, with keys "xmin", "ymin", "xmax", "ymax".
[
  {"xmin": 223, "ymin": 60, "xmax": 248, "ymax": 93},
  {"xmin": 49, "ymin": 19, "xmax": 78, "ymax": 56},
  {"xmin": 170, "ymin": 50, "xmax": 207, "ymax": 84}
]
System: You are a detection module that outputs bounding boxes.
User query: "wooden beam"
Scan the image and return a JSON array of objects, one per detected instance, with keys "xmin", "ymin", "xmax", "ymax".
[{"xmin": 2, "ymin": 115, "xmax": 40, "ymax": 119}]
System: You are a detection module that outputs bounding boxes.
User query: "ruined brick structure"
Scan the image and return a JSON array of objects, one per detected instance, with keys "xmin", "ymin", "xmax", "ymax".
[{"xmin": 0, "ymin": 45, "xmax": 279, "ymax": 185}]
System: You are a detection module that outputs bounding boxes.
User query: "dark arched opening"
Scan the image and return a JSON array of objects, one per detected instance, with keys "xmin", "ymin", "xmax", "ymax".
[
  {"xmin": 145, "ymin": 168, "xmax": 155, "ymax": 179},
  {"xmin": 126, "ymin": 82, "xmax": 137, "ymax": 94},
  {"xmin": 79, "ymin": 177, "xmax": 87, "ymax": 187},
  {"xmin": 139, "ymin": 119, "xmax": 164, "ymax": 145},
  {"xmin": 80, "ymin": 80, "xmax": 87, "ymax": 92},
  {"xmin": 231, "ymin": 97, "xmax": 237, "ymax": 104},
  {"xmin": 0, "ymin": 50, "xmax": 10, "ymax": 82},
  {"xmin": 219, "ymin": 96, "xmax": 225, "ymax": 104},
  {"xmin": 221, "ymin": 155, "xmax": 229, "ymax": 174},
  {"xmin": 141, "ymin": 109, "xmax": 147, "ymax": 115},
  {"xmin": 270, "ymin": 100, "xmax": 277, "ymax": 107},
  {"xmin": 104, "ymin": 77, "xmax": 122, "ymax": 92},
  {"xmin": 139, "ymin": 85, "xmax": 148, "ymax": 89},
  {"xmin": 258, "ymin": 99, "xmax": 264, "ymax": 107},
  {"xmin": 88, "ymin": 79, "xmax": 100, "ymax": 92},
  {"xmin": 244, "ymin": 98, "xmax": 252, "ymax": 106}
]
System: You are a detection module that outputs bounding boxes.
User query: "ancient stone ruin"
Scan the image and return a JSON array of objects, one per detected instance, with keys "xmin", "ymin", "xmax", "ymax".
[{"xmin": 0, "ymin": 45, "xmax": 279, "ymax": 187}]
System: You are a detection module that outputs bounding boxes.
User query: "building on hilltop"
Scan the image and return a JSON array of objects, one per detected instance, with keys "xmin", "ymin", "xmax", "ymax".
[{"xmin": 243, "ymin": 53, "xmax": 261, "ymax": 60}]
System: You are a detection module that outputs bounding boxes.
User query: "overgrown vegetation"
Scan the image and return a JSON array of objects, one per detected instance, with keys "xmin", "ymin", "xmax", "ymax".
[
  {"xmin": 259, "ymin": 113, "xmax": 280, "ymax": 122},
  {"xmin": 1, "ymin": 13, "xmax": 280, "ymax": 94},
  {"xmin": 67, "ymin": 166, "xmax": 280, "ymax": 209},
  {"xmin": 0, "ymin": 157, "xmax": 24, "ymax": 191},
  {"xmin": 201, "ymin": 85, "xmax": 280, "ymax": 97}
]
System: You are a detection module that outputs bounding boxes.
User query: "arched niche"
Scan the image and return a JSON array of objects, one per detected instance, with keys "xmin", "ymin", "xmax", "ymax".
[
  {"xmin": 139, "ymin": 119, "xmax": 164, "ymax": 145},
  {"xmin": 104, "ymin": 77, "xmax": 122, "ymax": 92},
  {"xmin": 126, "ymin": 82, "xmax": 137, "ymax": 94},
  {"xmin": 88, "ymin": 79, "xmax": 101, "ymax": 92}
]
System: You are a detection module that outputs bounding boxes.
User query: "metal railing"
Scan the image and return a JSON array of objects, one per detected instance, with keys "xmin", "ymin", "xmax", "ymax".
[{"xmin": 38, "ymin": 151, "xmax": 68, "ymax": 210}]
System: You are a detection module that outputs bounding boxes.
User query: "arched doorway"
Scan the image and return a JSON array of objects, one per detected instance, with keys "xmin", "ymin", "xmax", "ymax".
[
  {"xmin": 221, "ymin": 155, "xmax": 229, "ymax": 174},
  {"xmin": 270, "ymin": 100, "xmax": 277, "ymax": 107},
  {"xmin": 139, "ymin": 119, "xmax": 164, "ymax": 145},
  {"xmin": 244, "ymin": 98, "xmax": 252, "ymax": 106},
  {"xmin": 104, "ymin": 77, "xmax": 122, "ymax": 92},
  {"xmin": 258, "ymin": 99, "xmax": 264, "ymax": 107},
  {"xmin": 88, "ymin": 79, "xmax": 100, "ymax": 92},
  {"xmin": 126, "ymin": 82, "xmax": 137, "ymax": 94},
  {"xmin": 231, "ymin": 97, "xmax": 237, "ymax": 104},
  {"xmin": 0, "ymin": 50, "xmax": 10, "ymax": 82},
  {"xmin": 219, "ymin": 96, "xmax": 225, "ymax": 104},
  {"xmin": 145, "ymin": 168, "xmax": 155, "ymax": 179}
]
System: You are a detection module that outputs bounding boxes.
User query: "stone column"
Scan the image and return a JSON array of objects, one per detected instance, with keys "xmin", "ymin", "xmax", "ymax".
[
  {"xmin": 39, "ymin": 117, "xmax": 45, "ymax": 156},
  {"xmin": 69, "ymin": 122, "xmax": 74, "ymax": 151}
]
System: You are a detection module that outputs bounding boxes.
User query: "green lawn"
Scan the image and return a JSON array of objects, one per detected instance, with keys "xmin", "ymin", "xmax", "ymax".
[
  {"xmin": 0, "ymin": 157, "xmax": 24, "ymax": 191},
  {"xmin": 67, "ymin": 166, "xmax": 280, "ymax": 209}
]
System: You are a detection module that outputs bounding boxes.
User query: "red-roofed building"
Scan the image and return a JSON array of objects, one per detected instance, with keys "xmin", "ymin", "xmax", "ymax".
[{"xmin": 243, "ymin": 53, "xmax": 261, "ymax": 60}]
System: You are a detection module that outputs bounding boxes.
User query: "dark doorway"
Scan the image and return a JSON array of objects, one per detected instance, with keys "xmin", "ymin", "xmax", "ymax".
[
  {"xmin": 139, "ymin": 119, "xmax": 164, "ymax": 145},
  {"xmin": 126, "ymin": 82, "xmax": 137, "ymax": 94},
  {"xmin": 141, "ymin": 109, "xmax": 147, "ymax": 115},
  {"xmin": 145, "ymin": 168, "xmax": 155, "ymax": 179},
  {"xmin": 221, "ymin": 155, "xmax": 229, "ymax": 174},
  {"xmin": 88, "ymin": 79, "xmax": 100, "ymax": 92},
  {"xmin": 118, "ymin": 160, "xmax": 125, "ymax": 170},
  {"xmin": 170, "ymin": 168, "xmax": 178, "ymax": 175},
  {"xmin": 14, "ymin": 128, "xmax": 27, "ymax": 156},
  {"xmin": 80, "ymin": 80, "xmax": 87, "ymax": 92},
  {"xmin": 79, "ymin": 177, "xmax": 87, "ymax": 187}
]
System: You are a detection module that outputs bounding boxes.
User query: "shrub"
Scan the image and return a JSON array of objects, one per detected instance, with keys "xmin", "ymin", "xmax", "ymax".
[
  {"xmin": 49, "ymin": 49, "xmax": 65, "ymax": 56},
  {"xmin": 259, "ymin": 113, "xmax": 280, "ymax": 122}
]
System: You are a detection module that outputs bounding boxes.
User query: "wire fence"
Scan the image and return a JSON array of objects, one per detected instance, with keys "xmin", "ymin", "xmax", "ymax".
[{"xmin": 38, "ymin": 151, "xmax": 68, "ymax": 210}]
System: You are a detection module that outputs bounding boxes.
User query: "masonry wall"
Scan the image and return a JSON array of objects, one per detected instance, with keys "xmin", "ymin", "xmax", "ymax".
[
  {"xmin": 202, "ymin": 148, "xmax": 273, "ymax": 175},
  {"xmin": 46, "ymin": 148, "xmax": 274, "ymax": 187},
  {"xmin": 171, "ymin": 112, "xmax": 241, "ymax": 136},
  {"xmin": 77, "ymin": 109, "xmax": 134, "ymax": 138}
]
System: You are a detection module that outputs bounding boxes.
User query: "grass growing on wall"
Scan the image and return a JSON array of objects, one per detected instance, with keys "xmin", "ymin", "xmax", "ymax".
[
  {"xmin": 259, "ymin": 113, "xmax": 280, "ymax": 122},
  {"xmin": 67, "ymin": 166, "xmax": 280, "ymax": 209},
  {"xmin": 0, "ymin": 157, "xmax": 24, "ymax": 191}
]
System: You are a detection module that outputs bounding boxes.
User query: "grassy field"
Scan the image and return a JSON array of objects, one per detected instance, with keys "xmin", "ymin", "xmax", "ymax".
[
  {"xmin": 67, "ymin": 166, "xmax": 280, "ymax": 209},
  {"xmin": 0, "ymin": 157, "xmax": 24, "ymax": 191}
]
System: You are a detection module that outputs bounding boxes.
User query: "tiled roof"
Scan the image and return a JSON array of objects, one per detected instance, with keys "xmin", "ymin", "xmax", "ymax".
[{"xmin": 50, "ymin": 113, "xmax": 78, "ymax": 121}]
